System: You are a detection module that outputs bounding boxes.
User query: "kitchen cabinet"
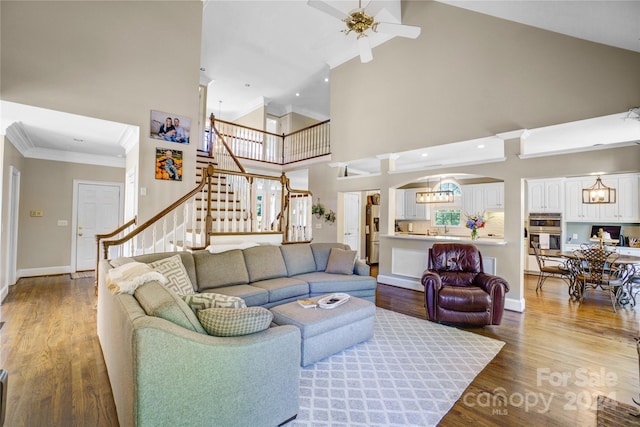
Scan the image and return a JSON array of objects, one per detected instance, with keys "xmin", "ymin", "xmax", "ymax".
[
  {"xmin": 565, "ymin": 174, "xmax": 639, "ymax": 222},
  {"xmin": 527, "ymin": 179, "xmax": 564, "ymax": 213},
  {"xmin": 395, "ymin": 189, "xmax": 405, "ymax": 220},
  {"xmin": 462, "ymin": 183, "xmax": 504, "ymax": 215},
  {"xmin": 403, "ymin": 188, "xmax": 430, "ymax": 220}
]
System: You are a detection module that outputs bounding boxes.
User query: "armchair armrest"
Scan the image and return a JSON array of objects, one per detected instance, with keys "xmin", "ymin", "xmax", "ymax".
[
  {"xmin": 421, "ymin": 270, "xmax": 442, "ymax": 321},
  {"xmin": 473, "ymin": 272, "xmax": 510, "ymax": 295}
]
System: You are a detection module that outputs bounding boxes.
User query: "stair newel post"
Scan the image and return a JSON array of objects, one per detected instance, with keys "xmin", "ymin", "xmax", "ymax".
[
  {"xmin": 249, "ymin": 177, "xmax": 257, "ymax": 232},
  {"xmin": 208, "ymin": 113, "xmax": 215, "ymax": 157},
  {"xmin": 205, "ymin": 165, "xmax": 215, "ymax": 241},
  {"xmin": 280, "ymin": 173, "xmax": 288, "ymax": 242},
  {"xmin": 281, "ymin": 133, "xmax": 286, "ymax": 165}
]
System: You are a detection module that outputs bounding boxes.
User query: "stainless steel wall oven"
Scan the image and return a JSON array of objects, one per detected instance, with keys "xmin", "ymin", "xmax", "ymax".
[{"xmin": 528, "ymin": 212, "xmax": 562, "ymax": 254}]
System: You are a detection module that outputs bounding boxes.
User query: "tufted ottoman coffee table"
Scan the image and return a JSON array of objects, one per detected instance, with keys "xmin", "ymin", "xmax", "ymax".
[{"xmin": 270, "ymin": 295, "xmax": 376, "ymax": 367}]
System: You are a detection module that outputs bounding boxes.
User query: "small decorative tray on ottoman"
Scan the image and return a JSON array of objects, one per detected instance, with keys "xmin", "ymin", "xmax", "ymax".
[{"xmin": 317, "ymin": 293, "xmax": 350, "ymax": 309}]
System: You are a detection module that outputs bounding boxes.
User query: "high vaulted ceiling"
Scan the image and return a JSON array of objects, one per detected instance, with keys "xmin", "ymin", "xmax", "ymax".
[{"xmin": 3, "ymin": 0, "xmax": 640, "ymax": 165}]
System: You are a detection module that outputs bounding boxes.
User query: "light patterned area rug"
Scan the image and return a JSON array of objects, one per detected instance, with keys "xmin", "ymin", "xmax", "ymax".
[{"xmin": 288, "ymin": 308, "xmax": 505, "ymax": 427}]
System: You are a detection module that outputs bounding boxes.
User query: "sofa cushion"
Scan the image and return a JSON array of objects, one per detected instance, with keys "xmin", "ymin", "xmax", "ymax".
[
  {"xmin": 148, "ymin": 254, "xmax": 194, "ymax": 295},
  {"xmin": 206, "ymin": 284, "xmax": 269, "ymax": 307},
  {"xmin": 325, "ymin": 248, "xmax": 357, "ymax": 275},
  {"xmin": 243, "ymin": 246, "xmax": 288, "ymax": 282},
  {"xmin": 197, "ymin": 307, "xmax": 273, "ymax": 337},
  {"xmin": 280, "ymin": 244, "xmax": 316, "ymax": 276},
  {"xmin": 294, "ymin": 272, "xmax": 377, "ymax": 295},
  {"xmin": 134, "ymin": 281, "xmax": 206, "ymax": 334},
  {"xmin": 181, "ymin": 293, "xmax": 247, "ymax": 312},
  {"xmin": 126, "ymin": 252, "xmax": 198, "ymax": 289},
  {"xmin": 251, "ymin": 277, "xmax": 309, "ymax": 303},
  {"xmin": 310, "ymin": 243, "xmax": 348, "ymax": 271},
  {"xmin": 192, "ymin": 249, "xmax": 249, "ymax": 290}
]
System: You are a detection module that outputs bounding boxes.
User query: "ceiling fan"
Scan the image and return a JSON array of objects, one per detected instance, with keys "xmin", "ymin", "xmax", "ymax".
[{"xmin": 308, "ymin": 0, "xmax": 421, "ymax": 63}]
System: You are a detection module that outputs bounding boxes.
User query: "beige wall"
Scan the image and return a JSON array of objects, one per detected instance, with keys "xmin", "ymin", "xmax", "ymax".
[
  {"xmin": 1, "ymin": 0, "xmax": 203, "ymax": 223},
  {"xmin": 233, "ymin": 106, "xmax": 266, "ymax": 130},
  {"xmin": 15, "ymin": 156, "xmax": 124, "ymax": 273},
  {"xmin": 315, "ymin": 1, "xmax": 640, "ymax": 310},
  {"xmin": 0, "ymin": 0, "xmax": 203, "ymax": 277}
]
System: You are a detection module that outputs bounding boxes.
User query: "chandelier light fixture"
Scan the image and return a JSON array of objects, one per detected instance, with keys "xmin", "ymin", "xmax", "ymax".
[
  {"xmin": 416, "ymin": 179, "xmax": 454, "ymax": 204},
  {"xmin": 582, "ymin": 176, "xmax": 616, "ymax": 204}
]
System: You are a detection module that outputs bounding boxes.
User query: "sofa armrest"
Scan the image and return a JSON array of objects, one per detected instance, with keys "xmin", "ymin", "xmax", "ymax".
[
  {"xmin": 132, "ymin": 317, "xmax": 301, "ymax": 427},
  {"xmin": 354, "ymin": 259, "xmax": 370, "ymax": 276}
]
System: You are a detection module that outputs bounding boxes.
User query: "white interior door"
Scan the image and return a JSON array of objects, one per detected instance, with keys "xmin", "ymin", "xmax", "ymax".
[
  {"xmin": 75, "ymin": 183, "xmax": 121, "ymax": 271},
  {"xmin": 343, "ymin": 192, "xmax": 361, "ymax": 257}
]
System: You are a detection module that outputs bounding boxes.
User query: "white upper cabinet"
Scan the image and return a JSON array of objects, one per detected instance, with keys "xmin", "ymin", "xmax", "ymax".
[
  {"xmin": 403, "ymin": 188, "xmax": 430, "ymax": 220},
  {"xmin": 565, "ymin": 174, "xmax": 639, "ymax": 222},
  {"xmin": 527, "ymin": 179, "xmax": 564, "ymax": 213},
  {"xmin": 395, "ymin": 189, "xmax": 405, "ymax": 220},
  {"xmin": 461, "ymin": 183, "xmax": 504, "ymax": 214}
]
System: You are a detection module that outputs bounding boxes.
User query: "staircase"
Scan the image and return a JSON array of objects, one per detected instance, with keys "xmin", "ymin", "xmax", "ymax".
[{"xmin": 96, "ymin": 115, "xmax": 328, "ymax": 273}]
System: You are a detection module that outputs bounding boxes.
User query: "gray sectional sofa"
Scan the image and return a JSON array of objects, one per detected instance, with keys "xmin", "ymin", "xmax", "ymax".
[{"xmin": 97, "ymin": 242, "xmax": 377, "ymax": 427}]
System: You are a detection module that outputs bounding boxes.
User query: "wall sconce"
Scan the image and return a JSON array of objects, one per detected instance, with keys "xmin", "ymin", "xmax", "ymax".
[{"xmin": 582, "ymin": 176, "xmax": 616, "ymax": 204}]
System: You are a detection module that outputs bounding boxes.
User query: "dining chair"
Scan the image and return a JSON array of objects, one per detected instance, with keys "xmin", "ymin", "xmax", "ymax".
[
  {"xmin": 573, "ymin": 247, "xmax": 622, "ymax": 312},
  {"xmin": 531, "ymin": 242, "xmax": 571, "ymax": 292}
]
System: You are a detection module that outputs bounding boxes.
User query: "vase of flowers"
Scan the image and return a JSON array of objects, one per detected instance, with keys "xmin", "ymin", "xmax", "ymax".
[{"xmin": 465, "ymin": 213, "xmax": 486, "ymax": 240}]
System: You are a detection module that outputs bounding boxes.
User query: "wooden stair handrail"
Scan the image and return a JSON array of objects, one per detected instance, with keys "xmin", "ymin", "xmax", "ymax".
[{"xmin": 100, "ymin": 165, "xmax": 215, "ymax": 257}]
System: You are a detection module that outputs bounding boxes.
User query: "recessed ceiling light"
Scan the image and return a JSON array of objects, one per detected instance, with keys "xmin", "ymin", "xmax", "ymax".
[
  {"xmin": 324, "ymin": 77, "xmax": 329, "ymax": 82},
  {"xmin": 295, "ymin": 92, "xmax": 300, "ymax": 97},
  {"xmin": 200, "ymin": 67, "xmax": 206, "ymax": 72},
  {"xmin": 421, "ymin": 153, "xmax": 428, "ymax": 157},
  {"xmin": 477, "ymin": 144, "xmax": 485, "ymax": 149}
]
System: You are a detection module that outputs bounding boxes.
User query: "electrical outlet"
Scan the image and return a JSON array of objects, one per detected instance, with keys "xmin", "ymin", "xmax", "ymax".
[
  {"xmin": 315, "ymin": 223, "xmax": 322, "ymax": 229},
  {"xmin": 573, "ymin": 233, "xmax": 578, "ymax": 240}
]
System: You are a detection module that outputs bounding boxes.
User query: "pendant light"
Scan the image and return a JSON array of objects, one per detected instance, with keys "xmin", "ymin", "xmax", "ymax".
[
  {"xmin": 416, "ymin": 178, "xmax": 454, "ymax": 204},
  {"xmin": 582, "ymin": 176, "xmax": 616, "ymax": 204}
]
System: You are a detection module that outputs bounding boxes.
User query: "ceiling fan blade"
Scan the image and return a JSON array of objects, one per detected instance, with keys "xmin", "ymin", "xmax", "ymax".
[
  {"xmin": 357, "ymin": 37, "xmax": 373, "ymax": 63},
  {"xmin": 375, "ymin": 22, "xmax": 421, "ymax": 39},
  {"xmin": 307, "ymin": 0, "xmax": 348, "ymax": 21}
]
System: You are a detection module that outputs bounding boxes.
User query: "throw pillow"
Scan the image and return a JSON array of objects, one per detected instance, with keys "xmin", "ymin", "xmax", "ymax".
[
  {"xmin": 181, "ymin": 293, "xmax": 247, "ymax": 312},
  {"xmin": 325, "ymin": 247, "xmax": 357, "ymax": 275},
  {"xmin": 197, "ymin": 307, "xmax": 273, "ymax": 337},
  {"xmin": 148, "ymin": 254, "xmax": 194, "ymax": 295}
]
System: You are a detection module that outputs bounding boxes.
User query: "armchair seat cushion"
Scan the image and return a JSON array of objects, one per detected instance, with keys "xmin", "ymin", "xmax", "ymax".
[{"xmin": 438, "ymin": 286, "xmax": 491, "ymax": 312}]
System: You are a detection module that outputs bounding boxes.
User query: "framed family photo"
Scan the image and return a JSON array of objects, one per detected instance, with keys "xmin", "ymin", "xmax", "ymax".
[
  {"xmin": 155, "ymin": 148, "xmax": 183, "ymax": 181},
  {"xmin": 150, "ymin": 110, "xmax": 191, "ymax": 144}
]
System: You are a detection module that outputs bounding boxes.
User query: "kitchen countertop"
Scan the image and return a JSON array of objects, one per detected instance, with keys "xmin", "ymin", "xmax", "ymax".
[{"xmin": 385, "ymin": 233, "xmax": 507, "ymax": 246}]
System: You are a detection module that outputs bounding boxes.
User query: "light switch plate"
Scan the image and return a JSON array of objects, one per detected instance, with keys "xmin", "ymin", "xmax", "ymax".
[
  {"xmin": 57, "ymin": 220, "xmax": 68, "ymax": 226},
  {"xmin": 30, "ymin": 210, "xmax": 43, "ymax": 217}
]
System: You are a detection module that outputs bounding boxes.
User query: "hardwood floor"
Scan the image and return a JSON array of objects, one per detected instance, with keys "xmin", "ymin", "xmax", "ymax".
[{"xmin": 1, "ymin": 272, "xmax": 638, "ymax": 426}]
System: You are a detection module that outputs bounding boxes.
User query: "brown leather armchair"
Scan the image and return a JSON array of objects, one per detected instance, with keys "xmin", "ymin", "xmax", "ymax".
[{"xmin": 421, "ymin": 243, "xmax": 510, "ymax": 326}]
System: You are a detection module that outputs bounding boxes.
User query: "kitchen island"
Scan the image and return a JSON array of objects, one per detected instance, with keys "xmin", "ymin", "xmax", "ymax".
[{"xmin": 377, "ymin": 233, "xmax": 508, "ymax": 294}]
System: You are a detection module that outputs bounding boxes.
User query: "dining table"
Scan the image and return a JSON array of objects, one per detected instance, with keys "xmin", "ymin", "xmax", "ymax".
[{"xmin": 539, "ymin": 248, "xmax": 640, "ymax": 308}]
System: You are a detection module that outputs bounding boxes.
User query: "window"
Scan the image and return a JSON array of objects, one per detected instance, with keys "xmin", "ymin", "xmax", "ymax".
[
  {"xmin": 437, "ymin": 182, "xmax": 462, "ymax": 196},
  {"xmin": 434, "ymin": 209, "xmax": 461, "ymax": 226}
]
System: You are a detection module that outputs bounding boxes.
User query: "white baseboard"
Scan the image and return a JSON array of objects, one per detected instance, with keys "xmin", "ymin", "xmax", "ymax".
[
  {"xmin": 17, "ymin": 265, "xmax": 71, "ymax": 279},
  {"xmin": 504, "ymin": 297, "xmax": 525, "ymax": 312},
  {"xmin": 377, "ymin": 274, "xmax": 423, "ymax": 292}
]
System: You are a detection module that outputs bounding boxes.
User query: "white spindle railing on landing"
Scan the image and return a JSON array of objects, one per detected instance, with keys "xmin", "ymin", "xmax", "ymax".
[{"xmin": 207, "ymin": 115, "xmax": 330, "ymax": 165}]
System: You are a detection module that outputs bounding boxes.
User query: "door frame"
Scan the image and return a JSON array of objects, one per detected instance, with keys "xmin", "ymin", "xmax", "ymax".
[
  {"xmin": 71, "ymin": 179, "xmax": 124, "ymax": 272},
  {"xmin": 4, "ymin": 166, "xmax": 21, "ymax": 297}
]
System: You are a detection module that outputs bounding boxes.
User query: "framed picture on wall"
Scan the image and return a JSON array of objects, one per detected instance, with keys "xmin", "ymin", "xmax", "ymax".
[
  {"xmin": 155, "ymin": 148, "xmax": 182, "ymax": 181},
  {"xmin": 150, "ymin": 110, "xmax": 191, "ymax": 144}
]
